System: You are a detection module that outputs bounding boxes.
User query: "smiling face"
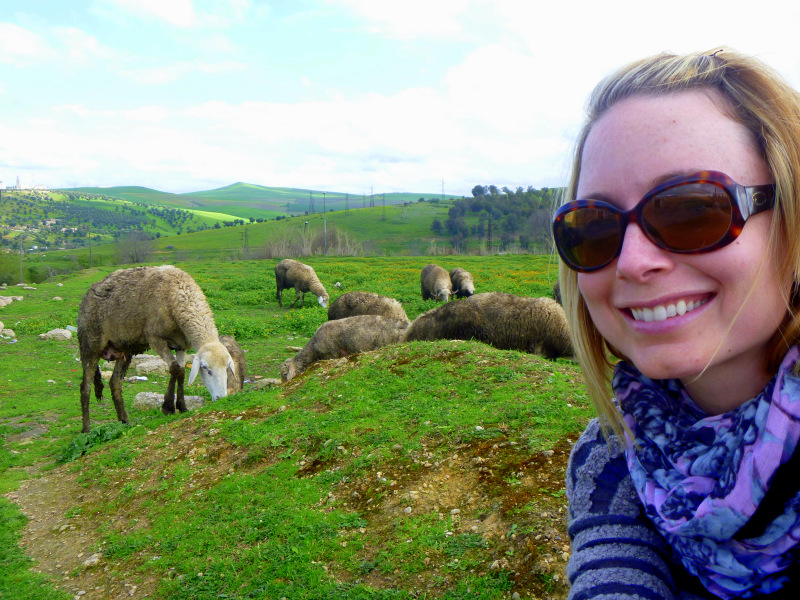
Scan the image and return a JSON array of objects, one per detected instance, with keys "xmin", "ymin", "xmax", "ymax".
[{"xmin": 576, "ymin": 90, "xmax": 789, "ymax": 414}]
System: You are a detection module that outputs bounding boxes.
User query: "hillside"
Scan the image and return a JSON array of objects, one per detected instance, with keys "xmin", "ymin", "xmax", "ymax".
[{"xmin": 1, "ymin": 256, "xmax": 581, "ymax": 600}]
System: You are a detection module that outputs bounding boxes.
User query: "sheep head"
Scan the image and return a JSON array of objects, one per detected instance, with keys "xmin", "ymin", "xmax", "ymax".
[
  {"xmin": 435, "ymin": 287, "xmax": 452, "ymax": 302},
  {"xmin": 279, "ymin": 358, "xmax": 297, "ymax": 382},
  {"xmin": 189, "ymin": 341, "xmax": 234, "ymax": 400},
  {"xmin": 317, "ymin": 293, "xmax": 330, "ymax": 309}
]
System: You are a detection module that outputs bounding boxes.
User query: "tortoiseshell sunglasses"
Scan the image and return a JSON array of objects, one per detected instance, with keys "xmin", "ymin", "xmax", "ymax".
[{"xmin": 551, "ymin": 170, "xmax": 776, "ymax": 273}]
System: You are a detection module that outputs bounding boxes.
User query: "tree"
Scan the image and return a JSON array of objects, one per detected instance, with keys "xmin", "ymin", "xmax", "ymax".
[
  {"xmin": 115, "ymin": 231, "xmax": 155, "ymax": 264},
  {"xmin": 431, "ymin": 218, "xmax": 443, "ymax": 234}
]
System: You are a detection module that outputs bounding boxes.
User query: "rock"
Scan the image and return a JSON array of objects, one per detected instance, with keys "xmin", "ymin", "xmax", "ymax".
[
  {"xmin": 132, "ymin": 392, "xmax": 206, "ymax": 411},
  {"xmin": 1, "ymin": 328, "xmax": 16, "ymax": 338},
  {"xmin": 38, "ymin": 328, "xmax": 72, "ymax": 340},
  {"xmin": 0, "ymin": 321, "xmax": 3, "ymax": 330},
  {"xmin": 82, "ymin": 553, "xmax": 101, "ymax": 567},
  {"xmin": 131, "ymin": 355, "xmax": 169, "ymax": 376},
  {"xmin": 251, "ymin": 378, "xmax": 280, "ymax": 390},
  {"xmin": 53, "ymin": 296, "xmax": 63, "ymax": 301}
]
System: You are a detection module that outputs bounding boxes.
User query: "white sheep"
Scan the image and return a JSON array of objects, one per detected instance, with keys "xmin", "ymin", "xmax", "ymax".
[
  {"xmin": 405, "ymin": 292, "xmax": 573, "ymax": 359},
  {"xmin": 77, "ymin": 265, "xmax": 235, "ymax": 433},
  {"xmin": 275, "ymin": 259, "xmax": 329, "ymax": 309},
  {"xmin": 280, "ymin": 315, "xmax": 410, "ymax": 382},
  {"xmin": 449, "ymin": 268, "xmax": 475, "ymax": 298},
  {"xmin": 420, "ymin": 263, "xmax": 452, "ymax": 302},
  {"xmin": 327, "ymin": 291, "xmax": 410, "ymax": 324}
]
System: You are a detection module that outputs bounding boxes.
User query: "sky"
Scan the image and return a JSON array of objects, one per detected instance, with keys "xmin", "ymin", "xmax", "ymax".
[{"xmin": 2, "ymin": 0, "xmax": 800, "ymax": 196}]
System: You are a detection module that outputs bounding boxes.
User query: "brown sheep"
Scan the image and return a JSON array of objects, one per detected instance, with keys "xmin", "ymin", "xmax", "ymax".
[
  {"xmin": 77, "ymin": 266, "xmax": 234, "ymax": 433},
  {"xmin": 280, "ymin": 315, "xmax": 410, "ymax": 382},
  {"xmin": 327, "ymin": 291, "xmax": 410, "ymax": 324},
  {"xmin": 405, "ymin": 292, "xmax": 573, "ymax": 359},
  {"xmin": 275, "ymin": 259, "xmax": 329, "ymax": 309},
  {"xmin": 219, "ymin": 334, "xmax": 246, "ymax": 393},
  {"xmin": 449, "ymin": 267, "xmax": 475, "ymax": 298},
  {"xmin": 420, "ymin": 263, "xmax": 452, "ymax": 302}
]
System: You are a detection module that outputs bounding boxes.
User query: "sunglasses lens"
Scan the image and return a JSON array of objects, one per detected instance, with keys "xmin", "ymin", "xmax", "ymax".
[
  {"xmin": 555, "ymin": 206, "xmax": 622, "ymax": 271},
  {"xmin": 642, "ymin": 183, "xmax": 733, "ymax": 251}
]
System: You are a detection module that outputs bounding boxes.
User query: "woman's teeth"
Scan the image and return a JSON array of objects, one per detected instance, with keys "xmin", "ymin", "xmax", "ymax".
[{"xmin": 630, "ymin": 298, "xmax": 707, "ymax": 322}]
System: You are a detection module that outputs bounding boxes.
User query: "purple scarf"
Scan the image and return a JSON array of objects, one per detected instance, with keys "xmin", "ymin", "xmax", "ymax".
[{"xmin": 615, "ymin": 346, "xmax": 800, "ymax": 598}]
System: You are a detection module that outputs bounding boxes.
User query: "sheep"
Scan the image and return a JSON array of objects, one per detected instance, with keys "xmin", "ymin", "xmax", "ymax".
[
  {"xmin": 405, "ymin": 292, "xmax": 573, "ymax": 359},
  {"xmin": 420, "ymin": 263, "xmax": 452, "ymax": 302},
  {"xmin": 280, "ymin": 315, "xmax": 410, "ymax": 382},
  {"xmin": 275, "ymin": 259, "xmax": 329, "ymax": 309},
  {"xmin": 77, "ymin": 265, "xmax": 235, "ymax": 433},
  {"xmin": 449, "ymin": 268, "xmax": 475, "ymax": 298},
  {"xmin": 327, "ymin": 291, "xmax": 410, "ymax": 324},
  {"xmin": 552, "ymin": 281, "xmax": 561, "ymax": 305},
  {"xmin": 219, "ymin": 334, "xmax": 246, "ymax": 393}
]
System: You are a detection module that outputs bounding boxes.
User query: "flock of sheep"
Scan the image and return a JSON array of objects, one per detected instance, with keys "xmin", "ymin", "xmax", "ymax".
[{"xmin": 77, "ymin": 259, "xmax": 572, "ymax": 431}]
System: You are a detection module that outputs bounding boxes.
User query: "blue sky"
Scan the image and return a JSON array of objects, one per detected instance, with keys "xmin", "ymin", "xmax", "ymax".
[{"xmin": 2, "ymin": 0, "xmax": 799, "ymax": 195}]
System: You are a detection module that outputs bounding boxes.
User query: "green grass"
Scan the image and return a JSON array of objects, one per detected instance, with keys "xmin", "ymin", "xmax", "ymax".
[{"xmin": 0, "ymin": 257, "xmax": 585, "ymax": 599}]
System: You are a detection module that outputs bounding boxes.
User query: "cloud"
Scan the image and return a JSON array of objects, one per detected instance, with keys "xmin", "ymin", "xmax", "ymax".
[
  {"xmin": 99, "ymin": 0, "xmax": 254, "ymax": 29},
  {"xmin": 122, "ymin": 59, "xmax": 247, "ymax": 85},
  {"xmin": 0, "ymin": 23, "xmax": 56, "ymax": 67},
  {"xmin": 326, "ymin": 0, "xmax": 473, "ymax": 40}
]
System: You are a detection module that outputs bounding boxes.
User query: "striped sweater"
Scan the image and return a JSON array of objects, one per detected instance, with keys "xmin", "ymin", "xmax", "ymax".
[{"xmin": 566, "ymin": 419, "xmax": 800, "ymax": 599}]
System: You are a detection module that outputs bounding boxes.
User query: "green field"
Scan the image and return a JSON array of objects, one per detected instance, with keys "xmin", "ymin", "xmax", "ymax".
[{"xmin": 0, "ymin": 255, "xmax": 584, "ymax": 599}]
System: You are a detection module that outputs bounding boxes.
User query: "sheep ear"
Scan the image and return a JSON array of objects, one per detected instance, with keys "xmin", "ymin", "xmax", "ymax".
[
  {"xmin": 188, "ymin": 357, "xmax": 201, "ymax": 384},
  {"xmin": 228, "ymin": 357, "xmax": 236, "ymax": 378}
]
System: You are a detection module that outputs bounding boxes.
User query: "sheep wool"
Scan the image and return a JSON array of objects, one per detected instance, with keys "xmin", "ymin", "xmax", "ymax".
[
  {"xmin": 406, "ymin": 292, "xmax": 573, "ymax": 359},
  {"xmin": 77, "ymin": 265, "xmax": 234, "ymax": 433},
  {"xmin": 449, "ymin": 268, "xmax": 476, "ymax": 298},
  {"xmin": 280, "ymin": 315, "xmax": 410, "ymax": 382},
  {"xmin": 327, "ymin": 291, "xmax": 410, "ymax": 324},
  {"xmin": 219, "ymin": 334, "xmax": 246, "ymax": 393},
  {"xmin": 420, "ymin": 263, "xmax": 453, "ymax": 302},
  {"xmin": 275, "ymin": 259, "xmax": 329, "ymax": 309}
]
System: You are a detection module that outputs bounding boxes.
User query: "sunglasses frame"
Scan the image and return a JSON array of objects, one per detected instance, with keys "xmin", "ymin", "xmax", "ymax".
[{"xmin": 552, "ymin": 170, "xmax": 776, "ymax": 273}]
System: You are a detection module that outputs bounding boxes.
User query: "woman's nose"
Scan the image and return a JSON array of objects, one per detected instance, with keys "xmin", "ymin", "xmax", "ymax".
[{"xmin": 614, "ymin": 223, "xmax": 674, "ymax": 280}]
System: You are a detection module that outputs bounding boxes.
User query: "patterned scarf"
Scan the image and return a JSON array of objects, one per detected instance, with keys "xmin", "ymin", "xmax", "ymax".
[{"xmin": 615, "ymin": 346, "xmax": 800, "ymax": 598}]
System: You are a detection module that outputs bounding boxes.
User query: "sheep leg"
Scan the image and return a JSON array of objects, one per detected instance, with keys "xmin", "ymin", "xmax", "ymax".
[
  {"xmin": 162, "ymin": 361, "xmax": 186, "ymax": 414},
  {"xmin": 289, "ymin": 288, "xmax": 301, "ymax": 308},
  {"xmin": 80, "ymin": 356, "xmax": 101, "ymax": 433},
  {"xmin": 277, "ymin": 287, "xmax": 283, "ymax": 308},
  {"xmin": 174, "ymin": 350, "xmax": 187, "ymax": 413},
  {"xmin": 93, "ymin": 366, "xmax": 104, "ymax": 402},
  {"xmin": 109, "ymin": 354, "xmax": 132, "ymax": 426}
]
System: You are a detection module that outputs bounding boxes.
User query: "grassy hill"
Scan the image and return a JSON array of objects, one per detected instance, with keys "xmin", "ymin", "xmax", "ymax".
[{"xmin": 0, "ymin": 255, "xmax": 580, "ymax": 600}]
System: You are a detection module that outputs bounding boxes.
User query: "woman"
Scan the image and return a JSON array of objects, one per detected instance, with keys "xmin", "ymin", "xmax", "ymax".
[{"xmin": 554, "ymin": 48, "xmax": 800, "ymax": 599}]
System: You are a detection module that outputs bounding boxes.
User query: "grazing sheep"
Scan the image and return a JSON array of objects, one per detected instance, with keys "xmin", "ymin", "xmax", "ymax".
[
  {"xmin": 421, "ymin": 263, "xmax": 452, "ymax": 302},
  {"xmin": 327, "ymin": 291, "xmax": 410, "ymax": 324},
  {"xmin": 405, "ymin": 292, "xmax": 573, "ymax": 359},
  {"xmin": 275, "ymin": 259, "xmax": 329, "ymax": 309},
  {"xmin": 280, "ymin": 315, "xmax": 410, "ymax": 382},
  {"xmin": 77, "ymin": 265, "xmax": 235, "ymax": 433},
  {"xmin": 219, "ymin": 334, "xmax": 246, "ymax": 393},
  {"xmin": 449, "ymin": 268, "xmax": 475, "ymax": 298},
  {"xmin": 552, "ymin": 281, "xmax": 561, "ymax": 305}
]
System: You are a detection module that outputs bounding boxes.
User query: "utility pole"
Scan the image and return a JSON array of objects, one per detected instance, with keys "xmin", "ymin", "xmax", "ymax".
[
  {"xmin": 323, "ymin": 192, "xmax": 327, "ymax": 255},
  {"xmin": 88, "ymin": 222, "xmax": 93, "ymax": 268},
  {"xmin": 19, "ymin": 238, "xmax": 24, "ymax": 283}
]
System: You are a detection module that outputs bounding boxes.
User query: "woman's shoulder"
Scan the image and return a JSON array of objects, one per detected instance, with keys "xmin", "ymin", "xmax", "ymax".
[{"xmin": 567, "ymin": 418, "xmax": 640, "ymax": 517}]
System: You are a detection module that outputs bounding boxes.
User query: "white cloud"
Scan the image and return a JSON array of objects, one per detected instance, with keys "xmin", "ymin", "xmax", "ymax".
[
  {"xmin": 326, "ymin": 0, "xmax": 474, "ymax": 39},
  {"xmin": 99, "ymin": 0, "xmax": 254, "ymax": 28},
  {"xmin": 0, "ymin": 23, "xmax": 56, "ymax": 66},
  {"xmin": 122, "ymin": 59, "xmax": 247, "ymax": 85}
]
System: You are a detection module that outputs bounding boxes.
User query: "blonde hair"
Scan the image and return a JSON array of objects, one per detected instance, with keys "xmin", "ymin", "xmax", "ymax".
[{"xmin": 559, "ymin": 48, "xmax": 800, "ymax": 438}]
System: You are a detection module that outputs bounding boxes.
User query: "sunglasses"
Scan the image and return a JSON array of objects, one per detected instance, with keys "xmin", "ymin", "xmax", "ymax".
[{"xmin": 552, "ymin": 170, "xmax": 776, "ymax": 273}]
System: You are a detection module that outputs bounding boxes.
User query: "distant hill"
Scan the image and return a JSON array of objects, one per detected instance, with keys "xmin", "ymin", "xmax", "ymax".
[{"xmin": 71, "ymin": 182, "xmax": 461, "ymax": 220}]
